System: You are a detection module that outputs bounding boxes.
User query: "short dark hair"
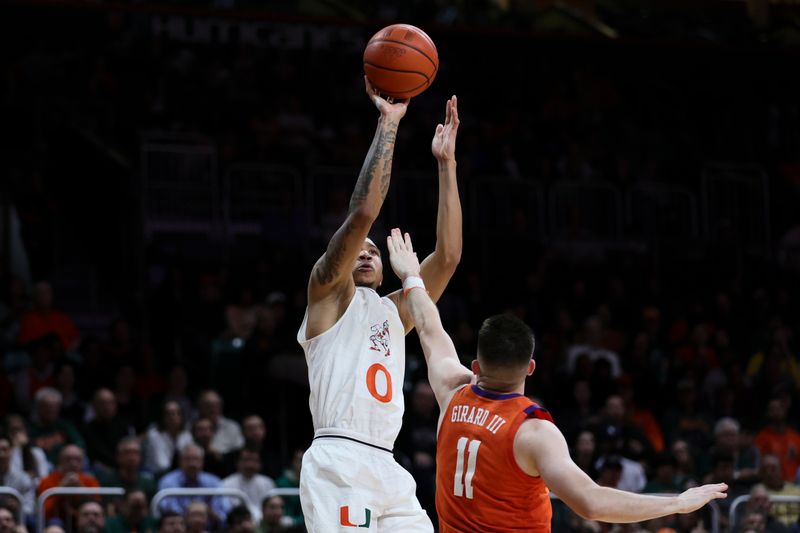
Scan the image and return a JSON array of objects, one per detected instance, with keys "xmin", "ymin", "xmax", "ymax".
[
  {"xmin": 477, "ymin": 314, "xmax": 535, "ymax": 368},
  {"xmin": 226, "ymin": 505, "xmax": 251, "ymax": 527},
  {"xmin": 157, "ymin": 512, "xmax": 183, "ymax": 530}
]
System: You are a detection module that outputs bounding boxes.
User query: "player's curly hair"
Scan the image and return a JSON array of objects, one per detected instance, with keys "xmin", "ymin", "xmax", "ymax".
[{"xmin": 477, "ymin": 314, "xmax": 535, "ymax": 368}]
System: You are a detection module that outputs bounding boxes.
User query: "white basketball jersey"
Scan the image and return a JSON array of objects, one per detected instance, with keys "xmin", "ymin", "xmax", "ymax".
[{"xmin": 297, "ymin": 287, "xmax": 406, "ymax": 448}]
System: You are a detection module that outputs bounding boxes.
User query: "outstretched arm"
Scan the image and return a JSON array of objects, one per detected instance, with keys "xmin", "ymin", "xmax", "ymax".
[
  {"xmin": 516, "ymin": 419, "xmax": 727, "ymax": 523},
  {"xmin": 389, "ymin": 96, "xmax": 462, "ymax": 332},
  {"xmin": 387, "ymin": 228, "xmax": 472, "ymax": 408},
  {"xmin": 307, "ymin": 78, "xmax": 408, "ymax": 319}
]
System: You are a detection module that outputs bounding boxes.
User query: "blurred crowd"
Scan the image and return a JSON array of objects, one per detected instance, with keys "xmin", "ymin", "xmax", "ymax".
[{"xmin": 2, "ymin": 2, "xmax": 800, "ymax": 533}]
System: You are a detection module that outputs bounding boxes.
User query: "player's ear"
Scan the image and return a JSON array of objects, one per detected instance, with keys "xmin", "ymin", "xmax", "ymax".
[
  {"xmin": 527, "ymin": 359, "xmax": 536, "ymax": 376},
  {"xmin": 470, "ymin": 359, "xmax": 480, "ymax": 375}
]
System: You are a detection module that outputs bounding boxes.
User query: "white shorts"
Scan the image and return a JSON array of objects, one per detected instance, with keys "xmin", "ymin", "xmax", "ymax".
[{"xmin": 300, "ymin": 434, "xmax": 434, "ymax": 533}]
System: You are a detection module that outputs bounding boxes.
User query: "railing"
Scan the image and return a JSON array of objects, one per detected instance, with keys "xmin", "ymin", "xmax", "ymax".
[
  {"xmin": 728, "ymin": 494, "xmax": 800, "ymax": 531},
  {"xmin": 141, "ymin": 132, "xmax": 220, "ymax": 240},
  {"xmin": 701, "ymin": 164, "xmax": 770, "ymax": 252},
  {"xmin": 222, "ymin": 163, "xmax": 304, "ymax": 238},
  {"xmin": 549, "ymin": 179, "xmax": 623, "ymax": 242},
  {"xmin": 0, "ymin": 487, "xmax": 25, "ymax": 526},
  {"xmin": 625, "ymin": 181, "xmax": 699, "ymax": 242},
  {"xmin": 37, "ymin": 487, "xmax": 125, "ymax": 533},
  {"xmin": 150, "ymin": 487, "xmax": 249, "ymax": 518},
  {"xmin": 265, "ymin": 488, "xmax": 301, "ymax": 498}
]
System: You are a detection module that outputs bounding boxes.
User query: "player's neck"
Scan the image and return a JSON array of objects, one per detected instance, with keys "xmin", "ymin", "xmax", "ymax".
[{"xmin": 475, "ymin": 377, "xmax": 525, "ymax": 396}]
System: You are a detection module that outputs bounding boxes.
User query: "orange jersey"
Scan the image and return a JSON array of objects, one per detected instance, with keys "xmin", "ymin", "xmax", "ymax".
[{"xmin": 436, "ymin": 385, "xmax": 554, "ymax": 533}]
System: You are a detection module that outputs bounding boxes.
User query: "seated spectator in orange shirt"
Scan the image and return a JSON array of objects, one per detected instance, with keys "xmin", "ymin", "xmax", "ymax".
[
  {"xmin": 17, "ymin": 282, "xmax": 80, "ymax": 352},
  {"xmin": 37, "ymin": 445, "xmax": 100, "ymax": 522},
  {"xmin": 754, "ymin": 398, "xmax": 800, "ymax": 481}
]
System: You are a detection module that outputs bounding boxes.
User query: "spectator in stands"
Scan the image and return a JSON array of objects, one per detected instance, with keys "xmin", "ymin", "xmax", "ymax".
[
  {"xmin": 596, "ymin": 455, "xmax": 623, "ymax": 488},
  {"xmin": 760, "ymin": 455, "xmax": 800, "ymax": 526},
  {"xmin": 143, "ymin": 401, "xmax": 193, "ymax": 476},
  {"xmin": 17, "ymin": 282, "xmax": 80, "ymax": 352},
  {"xmin": 43, "ymin": 526, "xmax": 64, "ymax": 533},
  {"xmin": 84, "ymin": 388, "xmax": 133, "ymax": 471},
  {"xmin": 53, "ymin": 362, "xmax": 84, "ymax": 428},
  {"xmin": 101, "ymin": 318, "xmax": 136, "ymax": 367},
  {"xmin": 0, "ymin": 433, "xmax": 35, "ymax": 516},
  {"xmin": 12, "ymin": 333, "xmax": 59, "ymax": 413},
  {"xmin": 225, "ymin": 415, "xmax": 281, "ymax": 479},
  {"xmin": 566, "ymin": 316, "xmax": 622, "ymax": 379},
  {"xmin": 222, "ymin": 448, "xmax": 275, "ymax": 522},
  {"xmin": 75, "ymin": 501, "xmax": 104, "ymax": 533},
  {"xmin": 275, "ymin": 450, "xmax": 303, "ymax": 526},
  {"xmin": 643, "ymin": 454, "xmax": 682, "ymax": 494},
  {"xmin": 743, "ymin": 484, "xmax": 790, "ymax": 533},
  {"xmin": 571, "ymin": 430, "xmax": 598, "ymax": 479},
  {"xmin": 157, "ymin": 444, "xmax": 230, "ymax": 522},
  {"xmin": 226, "ymin": 505, "xmax": 256, "ymax": 533},
  {"xmin": 671, "ymin": 439, "xmax": 698, "ymax": 488},
  {"xmin": 104, "ymin": 489, "xmax": 155, "ymax": 533},
  {"xmin": 703, "ymin": 451, "xmax": 749, "ymax": 508},
  {"xmin": 157, "ymin": 512, "xmax": 186, "ymax": 533},
  {"xmin": 184, "ymin": 501, "xmax": 210, "ymax": 533},
  {"xmin": 257, "ymin": 496, "xmax": 292, "ymax": 533},
  {"xmin": 37, "ymin": 445, "xmax": 100, "ymax": 522},
  {"xmin": 196, "ymin": 390, "xmax": 243, "ymax": 455},
  {"xmin": 593, "ymin": 394, "xmax": 653, "ymax": 461},
  {"xmin": 26, "ymin": 387, "xmax": 85, "ymax": 465},
  {"xmin": 755, "ymin": 399, "xmax": 800, "ymax": 481},
  {"xmin": 556, "ymin": 379, "xmax": 597, "ymax": 446},
  {"xmin": 97, "ymin": 437, "xmax": 156, "ymax": 502},
  {"xmin": 224, "ymin": 287, "xmax": 260, "ymax": 342},
  {"xmin": 662, "ymin": 378, "xmax": 713, "ymax": 452},
  {"xmin": 163, "ymin": 367, "xmax": 192, "ymax": 424},
  {"xmin": 741, "ymin": 511, "xmax": 768, "ymax": 533},
  {"xmin": 113, "ymin": 365, "xmax": 146, "ymax": 433},
  {"xmin": 619, "ymin": 377, "xmax": 665, "ymax": 453},
  {"xmin": 0, "ymin": 504, "xmax": 23, "ymax": 533},
  {"xmin": 4, "ymin": 414, "xmax": 49, "ymax": 481},
  {"xmin": 701, "ymin": 417, "xmax": 760, "ymax": 483},
  {"xmin": 190, "ymin": 418, "xmax": 227, "ymax": 478}
]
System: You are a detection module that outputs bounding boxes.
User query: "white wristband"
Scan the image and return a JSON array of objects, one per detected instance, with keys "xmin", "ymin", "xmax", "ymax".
[{"xmin": 402, "ymin": 276, "xmax": 426, "ymax": 295}]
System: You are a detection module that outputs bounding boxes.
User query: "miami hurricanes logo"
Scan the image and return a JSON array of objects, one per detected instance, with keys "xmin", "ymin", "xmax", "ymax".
[
  {"xmin": 369, "ymin": 320, "xmax": 391, "ymax": 356},
  {"xmin": 340, "ymin": 506, "xmax": 372, "ymax": 528}
]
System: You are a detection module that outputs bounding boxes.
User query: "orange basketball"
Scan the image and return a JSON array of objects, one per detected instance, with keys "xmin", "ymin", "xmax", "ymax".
[{"xmin": 363, "ymin": 24, "xmax": 439, "ymax": 100}]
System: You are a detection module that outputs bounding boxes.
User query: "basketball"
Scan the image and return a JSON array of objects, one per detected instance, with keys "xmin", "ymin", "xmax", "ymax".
[{"xmin": 363, "ymin": 24, "xmax": 439, "ymax": 100}]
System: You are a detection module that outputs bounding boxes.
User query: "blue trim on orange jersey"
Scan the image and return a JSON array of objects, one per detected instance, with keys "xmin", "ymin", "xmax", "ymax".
[
  {"xmin": 471, "ymin": 384, "xmax": 524, "ymax": 400},
  {"xmin": 524, "ymin": 405, "xmax": 548, "ymax": 415}
]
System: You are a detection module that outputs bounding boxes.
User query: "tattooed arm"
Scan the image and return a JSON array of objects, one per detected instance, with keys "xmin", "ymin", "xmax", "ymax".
[{"xmin": 305, "ymin": 77, "xmax": 408, "ymax": 339}]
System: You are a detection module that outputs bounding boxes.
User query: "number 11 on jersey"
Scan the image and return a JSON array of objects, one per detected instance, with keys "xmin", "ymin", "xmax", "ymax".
[{"xmin": 454, "ymin": 437, "xmax": 481, "ymax": 499}]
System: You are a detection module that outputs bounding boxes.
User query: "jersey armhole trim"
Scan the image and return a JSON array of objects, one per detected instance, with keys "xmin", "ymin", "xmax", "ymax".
[
  {"xmin": 298, "ymin": 288, "xmax": 361, "ymax": 346},
  {"xmin": 436, "ymin": 384, "xmax": 470, "ymax": 447}
]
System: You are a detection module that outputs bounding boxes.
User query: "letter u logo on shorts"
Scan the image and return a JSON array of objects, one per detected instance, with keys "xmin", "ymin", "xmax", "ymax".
[{"xmin": 339, "ymin": 506, "xmax": 372, "ymax": 528}]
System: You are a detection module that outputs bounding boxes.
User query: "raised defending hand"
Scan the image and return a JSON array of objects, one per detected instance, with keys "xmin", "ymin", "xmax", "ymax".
[
  {"xmin": 675, "ymin": 483, "xmax": 728, "ymax": 514},
  {"xmin": 365, "ymin": 76, "xmax": 409, "ymax": 120},
  {"xmin": 387, "ymin": 228, "xmax": 421, "ymax": 281},
  {"xmin": 431, "ymin": 95, "xmax": 460, "ymax": 162}
]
